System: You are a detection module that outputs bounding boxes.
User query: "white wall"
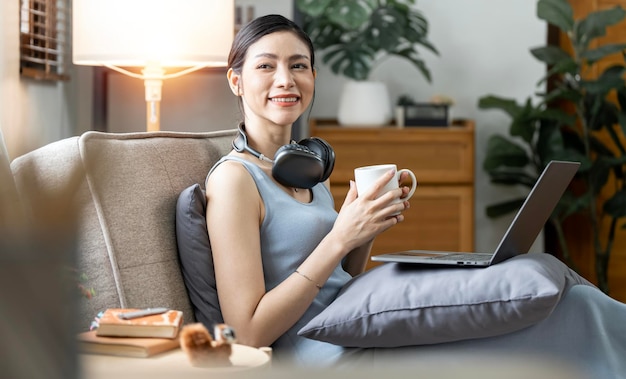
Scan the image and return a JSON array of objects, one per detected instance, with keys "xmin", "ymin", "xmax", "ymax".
[
  {"xmin": 2, "ymin": 0, "xmax": 546, "ymax": 253},
  {"xmin": 0, "ymin": 0, "xmax": 25, "ymax": 158},
  {"xmin": 0, "ymin": 0, "xmax": 82, "ymax": 159}
]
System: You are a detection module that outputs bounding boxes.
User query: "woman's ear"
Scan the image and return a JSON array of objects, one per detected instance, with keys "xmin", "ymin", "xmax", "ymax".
[
  {"xmin": 227, "ymin": 68, "xmax": 241, "ymax": 96},
  {"xmin": 313, "ymin": 68, "xmax": 317, "ymax": 79}
]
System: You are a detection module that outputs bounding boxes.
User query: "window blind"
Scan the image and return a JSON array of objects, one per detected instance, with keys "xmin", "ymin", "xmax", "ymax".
[{"xmin": 20, "ymin": 0, "xmax": 70, "ymax": 81}]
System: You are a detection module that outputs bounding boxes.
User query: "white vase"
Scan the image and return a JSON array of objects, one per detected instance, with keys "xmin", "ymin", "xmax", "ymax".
[{"xmin": 337, "ymin": 80, "xmax": 392, "ymax": 127}]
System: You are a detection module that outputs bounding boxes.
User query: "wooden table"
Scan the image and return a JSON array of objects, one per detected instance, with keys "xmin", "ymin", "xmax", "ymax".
[{"xmin": 80, "ymin": 344, "xmax": 271, "ymax": 378}]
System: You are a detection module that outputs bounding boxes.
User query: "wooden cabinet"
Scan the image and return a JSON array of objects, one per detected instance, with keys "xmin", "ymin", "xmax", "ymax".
[{"xmin": 311, "ymin": 119, "xmax": 475, "ymax": 270}]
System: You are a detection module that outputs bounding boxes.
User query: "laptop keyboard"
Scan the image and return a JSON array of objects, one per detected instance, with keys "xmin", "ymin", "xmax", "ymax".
[{"xmin": 432, "ymin": 253, "xmax": 493, "ymax": 261}]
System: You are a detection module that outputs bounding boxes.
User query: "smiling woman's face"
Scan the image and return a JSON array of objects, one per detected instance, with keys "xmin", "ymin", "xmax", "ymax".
[{"xmin": 230, "ymin": 31, "xmax": 315, "ymax": 128}]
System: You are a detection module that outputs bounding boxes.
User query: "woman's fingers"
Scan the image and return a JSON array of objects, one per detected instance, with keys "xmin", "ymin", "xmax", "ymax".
[{"xmin": 360, "ymin": 169, "xmax": 395, "ymax": 199}]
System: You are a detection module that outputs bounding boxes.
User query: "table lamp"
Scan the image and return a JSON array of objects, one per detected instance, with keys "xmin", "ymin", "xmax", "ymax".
[{"xmin": 72, "ymin": 0, "xmax": 234, "ymax": 131}]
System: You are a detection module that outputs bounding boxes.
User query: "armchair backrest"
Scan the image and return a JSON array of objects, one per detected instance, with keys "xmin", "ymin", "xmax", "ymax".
[{"xmin": 10, "ymin": 130, "xmax": 237, "ymax": 330}]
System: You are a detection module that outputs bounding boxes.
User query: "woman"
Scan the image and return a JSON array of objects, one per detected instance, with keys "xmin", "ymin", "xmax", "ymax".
[
  {"xmin": 204, "ymin": 14, "xmax": 626, "ymax": 375},
  {"xmin": 205, "ymin": 14, "xmax": 410, "ymax": 364}
]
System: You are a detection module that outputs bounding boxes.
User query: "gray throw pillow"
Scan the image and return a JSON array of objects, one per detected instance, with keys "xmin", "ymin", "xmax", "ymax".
[
  {"xmin": 298, "ymin": 253, "xmax": 592, "ymax": 348},
  {"xmin": 175, "ymin": 183, "xmax": 224, "ymax": 328}
]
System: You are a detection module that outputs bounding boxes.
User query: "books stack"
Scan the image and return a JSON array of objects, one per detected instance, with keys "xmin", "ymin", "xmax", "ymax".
[{"xmin": 77, "ymin": 308, "xmax": 184, "ymax": 358}]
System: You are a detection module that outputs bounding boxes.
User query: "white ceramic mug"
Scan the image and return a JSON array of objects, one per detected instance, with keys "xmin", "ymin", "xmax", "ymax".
[{"xmin": 354, "ymin": 164, "xmax": 417, "ymax": 214}]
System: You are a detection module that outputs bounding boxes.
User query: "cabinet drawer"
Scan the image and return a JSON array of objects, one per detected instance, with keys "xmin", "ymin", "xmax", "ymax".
[{"xmin": 312, "ymin": 121, "xmax": 474, "ymax": 185}]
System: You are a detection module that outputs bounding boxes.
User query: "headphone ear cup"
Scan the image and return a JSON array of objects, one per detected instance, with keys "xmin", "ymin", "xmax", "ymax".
[
  {"xmin": 273, "ymin": 144, "xmax": 325, "ymax": 189},
  {"xmin": 298, "ymin": 137, "xmax": 335, "ymax": 182}
]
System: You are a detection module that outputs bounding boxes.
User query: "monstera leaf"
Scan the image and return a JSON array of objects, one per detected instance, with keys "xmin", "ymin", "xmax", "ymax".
[{"xmin": 296, "ymin": 0, "xmax": 437, "ymax": 81}]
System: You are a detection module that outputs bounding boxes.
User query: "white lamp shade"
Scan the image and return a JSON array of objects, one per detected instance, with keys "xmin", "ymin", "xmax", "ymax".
[{"xmin": 72, "ymin": 0, "xmax": 234, "ymax": 67}]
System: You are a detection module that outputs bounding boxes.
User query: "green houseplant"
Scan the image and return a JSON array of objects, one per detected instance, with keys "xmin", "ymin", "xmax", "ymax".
[
  {"xmin": 295, "ymin": 0, "xmax": 438, "ymax": 81},
  {"xmin": 478, "ymin": 0, "xmax": 626, "ymax": 294},
  {"xmin": 295, "ymin": 0, "xmax": 438, "ymax": 125}
]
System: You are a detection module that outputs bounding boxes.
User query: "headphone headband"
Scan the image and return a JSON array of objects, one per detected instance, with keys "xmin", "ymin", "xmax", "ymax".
[{"xmin": 232, "ymin": 124, "xmax": 274, "ymax": 163}]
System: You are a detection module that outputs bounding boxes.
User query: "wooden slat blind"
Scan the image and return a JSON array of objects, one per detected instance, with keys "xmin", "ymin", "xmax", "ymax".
[{"xmin": 19, "ymin": 0, "xmax": 70, "ymax": 81}]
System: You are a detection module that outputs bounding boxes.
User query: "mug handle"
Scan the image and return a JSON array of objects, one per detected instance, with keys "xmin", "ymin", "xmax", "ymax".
[{"xmin": 397, "ymin": 169, "xmax": 417, "ymax": 200}]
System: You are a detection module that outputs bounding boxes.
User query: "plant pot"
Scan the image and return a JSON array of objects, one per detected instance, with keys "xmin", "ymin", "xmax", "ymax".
[{"xmin": 337, "ymin": 81, "xmax": 392, "ymax": 127}]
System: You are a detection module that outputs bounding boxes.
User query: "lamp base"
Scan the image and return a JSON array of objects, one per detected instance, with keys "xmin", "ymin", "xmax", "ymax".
[
  {"xmin": 146, "ymin": 100, "xmax": 161, "ymax": 132},
  {"xmin": 142, "ymin": 65, "xmax": 165, "ymax": 132}
]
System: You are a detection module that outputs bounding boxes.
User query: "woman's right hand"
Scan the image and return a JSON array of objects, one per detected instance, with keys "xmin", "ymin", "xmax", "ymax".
[{"xmin": 330, "ymin": 169, "xmax": 410, "ymax": 253}]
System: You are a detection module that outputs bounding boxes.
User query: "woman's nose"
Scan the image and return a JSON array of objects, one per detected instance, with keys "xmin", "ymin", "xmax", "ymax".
[{"xmin": 275, "ymin": 65, "xmax": 295, "ymax": 88}]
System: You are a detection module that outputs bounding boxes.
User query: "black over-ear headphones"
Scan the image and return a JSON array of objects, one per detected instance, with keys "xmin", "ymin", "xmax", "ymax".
[{"xmin": 232, "ymin": 124, "xmax": 335, "ymax": 189}]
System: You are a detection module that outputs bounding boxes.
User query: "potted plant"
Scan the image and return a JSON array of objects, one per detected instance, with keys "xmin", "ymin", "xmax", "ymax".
[
  {"xmin": 295, "ymin": 0, "xmax": 438, "ymax": 126},
  {"xmin": 478, "ymin": 0, "xmax": 626, "ymax": 294}
]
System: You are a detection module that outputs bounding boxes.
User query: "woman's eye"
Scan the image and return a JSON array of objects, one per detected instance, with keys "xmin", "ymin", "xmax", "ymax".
[
  {"xmin": 292, "ymin": 63, "xmax": 309, "ymax": 70},
  {"xmin": 257, "ymin": 63, "xmax": 273, "ymax": 69}
]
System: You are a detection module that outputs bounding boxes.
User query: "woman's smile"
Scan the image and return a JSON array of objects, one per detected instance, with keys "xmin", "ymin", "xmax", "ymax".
[{"xmin": 269, "ymin": 95, "xmax": 301, "ymax": 106}]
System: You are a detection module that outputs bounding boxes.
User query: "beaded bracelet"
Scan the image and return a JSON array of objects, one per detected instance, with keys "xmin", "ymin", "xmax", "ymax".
[{"xmin": 295, "ymin": 270, "xmax": 322, "ymax": 290}]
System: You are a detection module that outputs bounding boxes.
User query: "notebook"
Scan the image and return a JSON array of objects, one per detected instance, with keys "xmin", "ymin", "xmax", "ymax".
[{"xmin": 371, "ymin": 160, "xmax": 580, "ymax": 267}]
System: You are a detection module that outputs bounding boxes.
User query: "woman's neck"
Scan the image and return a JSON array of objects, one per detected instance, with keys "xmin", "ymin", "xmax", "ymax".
[{"xmin": 242, "ymin": 121, "xmax": 292, "ymax": 156}]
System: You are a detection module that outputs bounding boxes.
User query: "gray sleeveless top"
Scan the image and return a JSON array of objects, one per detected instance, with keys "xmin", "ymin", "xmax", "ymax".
[{"xmin": 208, "ymin": 155, "xmax": 353, "ymax": 365}]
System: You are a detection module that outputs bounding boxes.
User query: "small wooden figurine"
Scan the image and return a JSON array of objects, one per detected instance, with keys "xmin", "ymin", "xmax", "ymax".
[{"xmin": 179, "ymin": 323, "xmax": 236, "ymax": 367}]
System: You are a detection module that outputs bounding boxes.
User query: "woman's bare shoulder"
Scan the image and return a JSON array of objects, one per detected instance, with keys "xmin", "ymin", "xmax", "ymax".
[
  {"xmin": 207, "ymin": 157, "xmax": 250, "ymax": 188},
  {"xmin": 205, "ymin": 157, "xmax": 259, "ymax": 204}
]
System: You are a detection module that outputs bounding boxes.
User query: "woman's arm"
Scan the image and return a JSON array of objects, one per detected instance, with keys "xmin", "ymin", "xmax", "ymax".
[
  {"xmin": 206, "ymin": 163, "xmax": 407, "ymax": 348},
  {"xmin": 340, "ymin": 174, "xmax": 412, "ymax": 276},
  {"xmin": 206, "ymin": 161, "xmax": 341, "ymax": 348},
  {"xmin": 342, "ymin": 240, "xmax": 375, "ymax": 276},
  {"xmin": 319, "ymin": 180, "xmax": 373, "ymax": 276}
]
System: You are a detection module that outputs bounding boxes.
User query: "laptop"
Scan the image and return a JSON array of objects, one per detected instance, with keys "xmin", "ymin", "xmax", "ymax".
[{"xmin": 371, "ymin": 160, "xmax": 580, "ymax": 267}]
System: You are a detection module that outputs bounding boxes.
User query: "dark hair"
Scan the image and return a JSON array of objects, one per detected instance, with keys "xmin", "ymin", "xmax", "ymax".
[{"xmin": 228, "ymin": 14, "xmax": 315, "ymax": 74}]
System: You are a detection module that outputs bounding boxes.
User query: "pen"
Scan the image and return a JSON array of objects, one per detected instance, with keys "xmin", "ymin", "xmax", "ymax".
[{"xmin": 118, "ymin": 307, "xmax": 169, "ymax": 320}]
